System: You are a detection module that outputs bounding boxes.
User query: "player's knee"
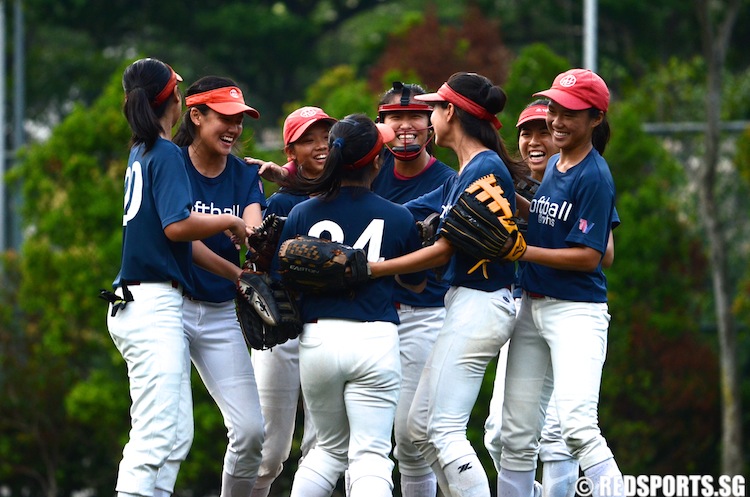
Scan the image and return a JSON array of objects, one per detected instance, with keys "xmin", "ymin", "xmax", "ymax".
[{"xmin": 234, "ymin": 417, "xmax": 265, "ymax": 455}]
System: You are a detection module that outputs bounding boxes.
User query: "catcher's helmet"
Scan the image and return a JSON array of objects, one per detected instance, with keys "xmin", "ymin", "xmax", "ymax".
[{"xmin": 377, "ymin": 82, "xmax": 434, "ymax": 161}]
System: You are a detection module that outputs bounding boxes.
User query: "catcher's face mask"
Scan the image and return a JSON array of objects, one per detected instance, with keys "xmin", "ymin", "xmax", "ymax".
[{"xmin": 378, "ymin": 82, "xmax": 434, "ymax": 162}]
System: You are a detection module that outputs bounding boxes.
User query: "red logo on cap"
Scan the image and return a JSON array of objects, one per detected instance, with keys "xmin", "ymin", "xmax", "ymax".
[
  {"xmin": 559, "ymin": 75, "xmax": 577, "ymax": 87},
  {"xmin": 300, "ymin": 108, "xmax": 317, "ymax": 118},
  {"xmin": 229, "ymin": 88, "xmax": 240, "ymax": 99}
]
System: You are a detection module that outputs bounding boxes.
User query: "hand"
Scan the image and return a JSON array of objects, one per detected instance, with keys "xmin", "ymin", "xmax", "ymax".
[
  {"xmin": 225, "ymin": 216, "xmax": 248, "ymax": 250},
  {"xmin": 245, "ymin": 157, "xmax": 291, "ymax": 185}
]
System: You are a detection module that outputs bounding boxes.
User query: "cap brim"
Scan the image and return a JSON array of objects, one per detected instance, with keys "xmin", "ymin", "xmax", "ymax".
[
  {"xmin": 532, "ymin": 90, "xmax": 589, "ymax": 111},
  {"xmin": 206, "ymin": 102, "xmax": 261, "ymax": 119},
  {"xmin": 376, "ymin": 123, "xmax": 396, "ymax": 143},
  {"xmin": 414, "ymin": 92, "xmax": 446, "ymax": 103},
  {"xmin": 288, "ymin": 117, "xmax": 337, "ymax": 145},
  {"xmin": 516, "ymin": 115, "xmax": 546, "ymax": 128}
]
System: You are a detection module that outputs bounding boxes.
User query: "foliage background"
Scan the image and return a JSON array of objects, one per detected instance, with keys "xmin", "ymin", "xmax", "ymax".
[{"xmin": 1, "ymin": 1, "xmax": 749, "ymax": 496}]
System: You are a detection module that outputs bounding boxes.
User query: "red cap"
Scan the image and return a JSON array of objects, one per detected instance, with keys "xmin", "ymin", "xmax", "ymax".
[
  {"xmin": 533, "ymin": 69, "xmax": 609, "ymax": 112},
  {"xmin": 185, "ymin": 86, "xmax": 260, "ymax": 118},
  {"xmin": 516, "ymin": 104, "xmax": 549, "ymax": 128},
  {"xmin": 283, "ymin": 106, "xmax": 337, "ymax": 145}
]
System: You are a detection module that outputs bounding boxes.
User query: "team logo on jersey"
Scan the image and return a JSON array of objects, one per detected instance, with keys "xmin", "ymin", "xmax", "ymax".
[
  {"xmin": 529, "ymin": 195, "xmax": 572, "ymax": 227},
  {"xmin": 193, "ymin": 200, "xmax": 241, "ymax": 216},
  {"xmin": 578, "ymin": 218, "xmax": 594, "ymax": 234},
  {"xmin": 560, "ymin": 74, "xmax": 577, "ymax": 87}
]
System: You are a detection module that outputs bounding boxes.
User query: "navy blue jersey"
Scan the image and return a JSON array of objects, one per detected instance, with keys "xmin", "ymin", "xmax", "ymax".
[
  {"xmin": 277, "ymin": 187, "xmax": 426, "ymax": 324},
  {"xmin": 372, "ymin": 152, "xmax": 456, "ymax": 307},
  {"xmin": 183, "ymin": 149, "xmax": 267, "ymax": 302},
  {"xmin": 113, "ymin": 138, "xmax": 195, "ymax": 293},
  {"xmin": 265, "ymin": 187, "xmax": 309, "ymax": 218},
  {"xmin": 521, "ymin": 148, "xmax": 616, "ymax": 302},
  {"xmin": 406, "ymin": 150, "xmax": 516, "ymax": 291}
]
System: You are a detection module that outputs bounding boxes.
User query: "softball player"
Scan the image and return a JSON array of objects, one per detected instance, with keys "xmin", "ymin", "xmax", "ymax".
[
  {"xmin": 245, "ymin": 106, "xmax": 337, "ymax": 497},
  {"xmin": 485, "ymin": 100, "xmax": 619, "ymax": 497},
  {"xmin": 371, "ymin": 82, "xmax": 456, "ymax": 497},
  {"xmin": 369, "ymin": 72, "xmax": 528, "ymax": 497},
  {"xmin": 172, "ymin": 76, "xmax": 267, "ymax": 497},
  {"xmin": 496, "ymin": 69, "xmax": 624, "ymax": 497},
  {"xmin": 275, "ymin": 114, "xmax": 426, "ymax": 497},
  {"xmin": 107, "ymin": 58, "xmax": 247, "ymax": 497}
]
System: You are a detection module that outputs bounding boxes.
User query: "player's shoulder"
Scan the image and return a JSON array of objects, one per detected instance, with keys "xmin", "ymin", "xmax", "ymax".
[
  {"xmin": 227, "ymin": 154, "xmax": 260, "ymax": 178},
  {"xmin": 267, "ymin": 189, "xmax": 307, "ymax": 215},
  {"xmin": 431, "ymin": 157, "xmax": 458, "ymax": 177},
  {"xmin": 140, "ymin": 138, "xmax": 183, "ymax": 169},
  {"xmin": 150, "ymin": 137, "xmax": 182, "ymax": 157},
  {"xmin": 369, "ymin": 192, "xmax": 415, "ymax": 221}
]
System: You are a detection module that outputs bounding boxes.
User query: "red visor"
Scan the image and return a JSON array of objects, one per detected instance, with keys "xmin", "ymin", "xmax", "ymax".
[
  {"xmin": 415, "ymin": 83, "xmax": 502, "ymax": 130},
  {"xmin": 516, "ymin": 104, "xmax": 549, "ymax": 128},
  {"xmin": 185, "ymin": 86, "xmax": 260, "ymax": 118}
]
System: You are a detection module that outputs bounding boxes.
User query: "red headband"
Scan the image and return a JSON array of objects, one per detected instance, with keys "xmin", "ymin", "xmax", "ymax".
[
  {"xmin": 348, "ymin": 135, "xmax": 384, "ymax": 170},
  {"xmin": 342, "ymin": 123, "xmax": 395, "ymax": 170},
  {"xmin": 151, "ymin": 66, "xmax": 181, "ymax": 108},
  {"xmin": 436, "ymin": 83, "xmax": 502, "ymax": 130}
]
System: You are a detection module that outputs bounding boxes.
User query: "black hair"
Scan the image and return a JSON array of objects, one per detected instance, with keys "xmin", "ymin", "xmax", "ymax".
[
  {"xmin": 122, "ymin": 58, "xmax": 177, "ymax": 151},
  {"xmin": 590, "ymin": 108, "xmax": 611, "ymax": 155},
  {"xmin": 295, "ymin": 113, "xmax": 382, "ymax": 200},
  {"xmin": 438, "ymin": 72, "xmax": 528, "ymax": 183},
  {"xmin": 173, "ymin": 76, "xmax": 239, "ymax": 147},
  {"xmin": 378, "ymin": 81, "xmax": 428, "ymax": 107}
]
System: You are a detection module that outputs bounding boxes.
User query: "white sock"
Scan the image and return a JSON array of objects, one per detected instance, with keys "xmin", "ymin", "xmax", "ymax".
[
  {"xmin": 290, "ymin": 467, "xmax": 335, "ymax": 497},
  {"xmin": 542, "ymin": 460, "xmax": 578, "ymax": 497},
  {"xmin": 431, "ymin": 460, "xmax": 452, "ymax": 497},
  {"xmin": 497, "ymin": 467, "xmax": 535, "ymax": 497},
  {"xmin": 221, "ymin": 472, "xmax": 256, "ymax": 497},
  {"xmin": 401, "ymin": 473, "xmax": 438, "ymax": 497},
  {"xmin": 445, "ymin": 454, "xmax": 490, "ymax": 497},
  {"xmin": 583, "ymin": 458, "xmax": 623, "ymax": 497}
]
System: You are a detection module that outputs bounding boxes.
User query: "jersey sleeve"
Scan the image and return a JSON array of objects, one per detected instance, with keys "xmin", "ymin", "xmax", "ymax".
[
  {"xmin": 564, "ymin": 174, "xmax": 614, "ymax": 253},
  {"xmin": 404, "ymin": 179, "xmax": 452, "ymax": 220},
  {"xmin": 151, "ymin": 143, "xmax": 193, "ymax": 229}
]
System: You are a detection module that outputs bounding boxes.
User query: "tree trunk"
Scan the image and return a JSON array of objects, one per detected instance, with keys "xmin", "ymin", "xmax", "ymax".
[{"xmin": 694, "ymin": 0, "xmax": 744, "ymax": 475}]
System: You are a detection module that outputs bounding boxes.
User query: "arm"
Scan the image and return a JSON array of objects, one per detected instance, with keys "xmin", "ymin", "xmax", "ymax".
[
  {"xmin": 164, "ymin": 211, "xmax": 246, "ymax": 246},
  {"xmin": 602, "ymin": 231, "xmax": 615, "ymax": 268},
  {"xmin": 515, "ymin": 193, "xmax": 530, "ymax": 220},
  {"xmin": 242, "ymin": 203, "xmax": 264, "ymax": 234},
  {"xmin": 245, "ymin": 157, "xmax": 293, "ymax": 186},
  {"xmin": 520, "ymin": 244, "xmax": 603, "ymax": 272},
  {"xmin": 192, "ymin": 241, "xmax": 243, "ymax": 281},
  {"xmin": 369, "ymin": 237, "xmax": 454, "ymax": 278}
]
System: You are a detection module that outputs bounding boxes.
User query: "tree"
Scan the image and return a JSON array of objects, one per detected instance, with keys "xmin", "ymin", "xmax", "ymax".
[
  {"xmin": 0, "ymin": 66, "xmax": 132, "ymax": 497},
  {"xmin": 694, "ymin": 0, "xmax": 745, "ymax": 475},
  {"xmin": 367, "ymin": 4, "xmax": 512, "ymax": 93}
]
